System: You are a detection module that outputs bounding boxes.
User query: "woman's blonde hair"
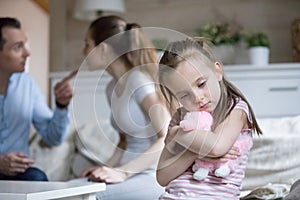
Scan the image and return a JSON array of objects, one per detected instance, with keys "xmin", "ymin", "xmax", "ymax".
[
  {"xmin": 159, "ymin": 37, "xmax": 262, "ymax": 135},
  {"xmin": 89, "ymin": 15, "xmax": 158, "ymax": 80}
]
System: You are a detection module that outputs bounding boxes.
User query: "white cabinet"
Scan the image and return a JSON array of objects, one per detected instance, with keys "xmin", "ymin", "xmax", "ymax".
[
  {"xmin": 224, "ymin": 63, "xmax": 300, "ymax": 118},
  {"xmin": 50, "ymin": 63, "xmax": 300, "ymax": 125},
  {"xmin": 50, "ymin": 70, "xmax": 112, "ymax": 127}
]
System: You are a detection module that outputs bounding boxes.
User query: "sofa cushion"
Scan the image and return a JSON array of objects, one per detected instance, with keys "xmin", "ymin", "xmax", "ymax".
[
  {"xmin": 242, "ymin": 115, "xmax": 300, "ymax": 190},
  {"xmin": 29, "ymin": 129, "xmax": 76, "ymax": 181},
  {"xmin": 72, "ymin": 120, "xmax": 119, "ymax": 177}
]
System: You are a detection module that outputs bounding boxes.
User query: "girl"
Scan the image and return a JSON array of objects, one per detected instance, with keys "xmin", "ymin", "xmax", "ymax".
[
  {"xmin": 157, "ymin": 37, "xmax": 262, "ymax": 199},
  {"xmin": 79, "ymin": 15, "xmax": 170, "ymax": 200}
]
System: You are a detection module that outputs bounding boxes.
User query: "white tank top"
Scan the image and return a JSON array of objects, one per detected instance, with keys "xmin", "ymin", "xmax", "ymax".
[{"xmin": 106, "ymin": 69, "xmax": 158, "ymax": 168}]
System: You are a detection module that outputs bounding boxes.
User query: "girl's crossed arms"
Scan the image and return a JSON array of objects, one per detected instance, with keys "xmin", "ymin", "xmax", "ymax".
[{"xmin": 156, "ymin": 37, "xmax": 262, "ymax": 199}]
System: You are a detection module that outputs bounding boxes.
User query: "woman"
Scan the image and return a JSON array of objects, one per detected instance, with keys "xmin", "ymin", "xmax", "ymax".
[{"xmin": 79, "ymin": 15, "xmax": 170, "ymax": 200}]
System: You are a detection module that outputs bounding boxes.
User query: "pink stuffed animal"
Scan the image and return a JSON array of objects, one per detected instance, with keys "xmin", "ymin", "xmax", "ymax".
[
  {"xmin": 180, "ymin": 111, "xmax": 253, "ymax": 181},
  {"xmin": 180, "ymin": 111, "xmax": 213, "ymax": 132}
]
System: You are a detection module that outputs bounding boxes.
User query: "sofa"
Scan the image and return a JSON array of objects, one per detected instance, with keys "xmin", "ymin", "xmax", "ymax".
[
  {"xmin": 30, "ymin": 115, "xmax": 300, "ymax": 199},
  {"xmin": 29, "ymin": 120, "xmax": 119, "ymax": 181}
]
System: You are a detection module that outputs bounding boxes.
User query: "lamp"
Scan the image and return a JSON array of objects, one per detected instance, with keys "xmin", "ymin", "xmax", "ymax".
[{"xmin": 74, "ymin": 0, "xmax": 125, "ymax": 21}]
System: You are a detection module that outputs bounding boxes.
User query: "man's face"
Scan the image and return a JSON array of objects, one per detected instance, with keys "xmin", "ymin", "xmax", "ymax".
[{"xmin": 0, "ymin": 27, "xmax": 30, "ymax": 74}]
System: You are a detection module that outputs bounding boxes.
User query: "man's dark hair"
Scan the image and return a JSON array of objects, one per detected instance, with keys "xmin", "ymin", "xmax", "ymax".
[{"xmin": 0, "ymin": 17, "xmax": 21, "ymax": 50}]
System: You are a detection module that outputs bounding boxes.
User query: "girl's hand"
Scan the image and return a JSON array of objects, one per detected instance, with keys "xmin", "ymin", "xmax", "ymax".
[
  {"xmin": 220, "ymin": 146, "xmax": 240, "ymax": 161},
  {"xmin": 199, "ymin": 146, "xmax": 240, "ymax": 162},
  {"xmin": 167, "ymin": 107, "xmax": 188, "ymax": 143},
  {"xmin": 169, "ymin": 107, "xmax": 187, "ymax": 128},
  {"xmin": 80, "ymin": 166, "xmax": 128, "ymax": 183}
]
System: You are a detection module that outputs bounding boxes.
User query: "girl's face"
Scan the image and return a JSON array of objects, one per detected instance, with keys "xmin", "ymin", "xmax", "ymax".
[{"xmin": 164, "ymin": 56, "xmax": 223, "ymax": 113}]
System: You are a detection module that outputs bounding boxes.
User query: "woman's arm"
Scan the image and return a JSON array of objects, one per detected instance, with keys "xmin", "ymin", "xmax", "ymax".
[
  {"xmin": 105, "ymin": 133, "xmax": 126, "ymax": 167},
  {"xmin": 117, "ymin": 92, "xmax": 171, "ymax": 178},
  {"xmin": 172, "ymin": 109, "xmax": 247, "ymax": 158}
]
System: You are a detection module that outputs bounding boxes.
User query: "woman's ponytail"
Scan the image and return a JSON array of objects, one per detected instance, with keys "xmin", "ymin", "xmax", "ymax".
[{"xmin": 124, "ymin": 22, "xmax": 158, "ymax": 80}]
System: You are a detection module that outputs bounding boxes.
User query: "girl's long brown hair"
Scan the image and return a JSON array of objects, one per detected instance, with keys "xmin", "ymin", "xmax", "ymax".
[{"xmin": 159, "ymin": 37, "xmax": 262, "ymax": 135}]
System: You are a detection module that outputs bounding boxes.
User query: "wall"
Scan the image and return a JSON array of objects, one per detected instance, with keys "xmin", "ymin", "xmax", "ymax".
[
  {"xmin": 50, "ymin": 0, "xmax": 300, "ymax": 72},
  {"xmin": 0, "ymin": 0, "xmax": 49, "ymax": 99}
]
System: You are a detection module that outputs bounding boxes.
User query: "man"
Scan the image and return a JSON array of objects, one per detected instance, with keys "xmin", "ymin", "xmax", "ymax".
[{"xmin": 0, "ymin": 17, "xmax": 74, "ymax": 181}]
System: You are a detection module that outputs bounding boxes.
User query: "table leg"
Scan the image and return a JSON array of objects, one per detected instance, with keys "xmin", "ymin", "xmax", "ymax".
[
  {"xmin": 56, "ymin": 193, "xmax": 96, "ymax": 200},
  {"xmin": 82, "ymin": 193, "xmax": 96, "ymax": 200}
]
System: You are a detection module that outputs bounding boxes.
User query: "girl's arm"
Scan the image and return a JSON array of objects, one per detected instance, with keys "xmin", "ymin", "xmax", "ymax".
[
  {"xmin": 173, "ymin": 109, "xmax": 248, "ymax": 157},
  {"xmin": 155, "ymin": 108, "xmax": 245, "ymax": 186},
  {"xmin": 156, "ymin": 145, "xmax": 197, "ymax": 186},
  {"xmin": 117, "ymin": 92, "xmax": 171, "ymax": 178},
  {"xmin": 156, "ymin": 108, "xmax": 196, "ymax": 186}
]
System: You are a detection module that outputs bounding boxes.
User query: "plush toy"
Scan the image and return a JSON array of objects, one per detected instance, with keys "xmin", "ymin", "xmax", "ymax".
[
  {"xmin": 180, "ymin": 111, "xmax": 253, "ymax": 181},
  {"xmin": 284, "ymin": 179, "xmax": 300, "ymax": 200}
]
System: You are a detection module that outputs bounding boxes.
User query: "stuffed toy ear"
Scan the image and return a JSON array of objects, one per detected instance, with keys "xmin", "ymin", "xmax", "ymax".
[
  {"xmin": 196, "ymin": 111, "xmax": 213, "ymax": 131},
  {"xmin": 180, "ymin": 111, "xmax": 213, "ymax": 131},
  {"xmin": 180, "ymin": 112, "xmax": 197, "ymax": 131}
]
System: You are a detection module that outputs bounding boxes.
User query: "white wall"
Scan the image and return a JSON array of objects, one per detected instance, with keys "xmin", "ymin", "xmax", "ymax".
[
  {"xmin": 50, "ymin": 0, "xmax": 300, "ymax": 72},
  {"xmin": 0, "ymin": 0, "xmax": 49, "ymax": 100}
]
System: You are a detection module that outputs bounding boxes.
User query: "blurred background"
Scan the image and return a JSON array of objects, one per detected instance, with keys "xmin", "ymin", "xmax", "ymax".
[{"xmin": 0, "ymin": 0, "xmax": 299, "ymax": 100}]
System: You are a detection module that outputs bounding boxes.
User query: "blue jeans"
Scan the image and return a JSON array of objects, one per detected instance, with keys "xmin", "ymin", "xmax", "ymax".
[{"xmin": 0, "ymin": 167, "xmax": 48, "ymax": 181}]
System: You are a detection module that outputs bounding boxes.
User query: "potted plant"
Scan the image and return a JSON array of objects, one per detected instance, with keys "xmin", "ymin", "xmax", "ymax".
[
  {"xmin": 197, "ymin": 22, "xmax": 242, "ymax": 64},
  {"xmin": 245, "ymin": 32, "xmax": 270, "ymax": 65}
]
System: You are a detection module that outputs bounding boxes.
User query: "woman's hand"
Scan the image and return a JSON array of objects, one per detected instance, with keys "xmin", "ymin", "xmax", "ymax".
[{"xmin": 80, "ymin": 166, "xmax": 128, "ymax": 183}]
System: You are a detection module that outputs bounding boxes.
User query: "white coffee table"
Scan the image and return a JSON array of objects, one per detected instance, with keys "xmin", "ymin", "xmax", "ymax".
[{"xmin": 0, "ymin": 180, "xmax": 105, "ymax": 200}]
